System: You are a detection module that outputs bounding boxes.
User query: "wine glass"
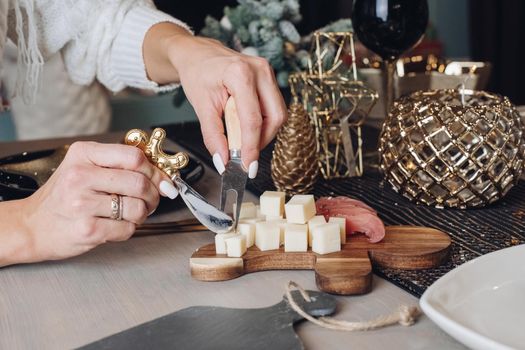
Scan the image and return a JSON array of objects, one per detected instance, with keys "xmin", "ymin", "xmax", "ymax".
[{"xmin": 352, "ymin": 0, "xmax": 429, "ymax": 115}]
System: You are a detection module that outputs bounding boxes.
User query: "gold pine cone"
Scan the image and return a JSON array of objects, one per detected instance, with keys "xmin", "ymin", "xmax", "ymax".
[{"xmin": 271, "ymin": 101, "xmax": 319, "ymax": 195}]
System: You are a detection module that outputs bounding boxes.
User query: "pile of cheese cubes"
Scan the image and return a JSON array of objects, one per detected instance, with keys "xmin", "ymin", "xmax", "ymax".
[{"xmin": 215, "ymin": 191, "xmax": 346, "ymax": 258}]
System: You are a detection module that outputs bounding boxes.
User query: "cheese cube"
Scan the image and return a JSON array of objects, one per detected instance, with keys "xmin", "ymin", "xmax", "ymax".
[
  {"xmin": 233, "ymin": 202, "xmax": 257, "ymax": 220},
  {"xmin": 255, "ymin": 222, "xmax": 281, "ymax": 251},
  {"xmin": 266, "ymin": 217, "xmax": 287, "ymax": 245},
  {"xmin": 311, "ymin": 223, "xmax": 341, "ymax": 255},
  {"xmin": 215, "ymin": 232, "xmax": 240, "ymax": 254},
  {"xmin": 329, "ymin": 217, "xmax": 347, "ymax": 244},
  {"xmin": 240, "ymin": 216, "xmax": 265, "ymax": 225},
  {"xmin": 225, "ymin": 234, "xmax": 247, "ymax": 257},
  {"xmin": 266, "ymin": 215, "xmax": 284, "ymax": 220},
  {"xmin": 260, "ymin": 191, "xmax": 286, "ymax": 218},
  {"xmin": 307, "ymin": 215, "xmax": 326, "ymax": 247},
  {"xmin": 237, "ymin": 222, "xmax": 255, "ymax": 247},
  {"xmin": 255, "ymin": 205, "xmax": 263, "ymax": 218},
  {"xmin": 284, "ymin": 224, "xmax": 308, "ymax": 252},
  {"xmin": 285, "ymin": 195, "xmax": 316, "ymax": 224}
]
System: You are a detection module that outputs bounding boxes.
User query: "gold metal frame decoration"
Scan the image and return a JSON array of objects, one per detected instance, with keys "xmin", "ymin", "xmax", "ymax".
[
  {"xmin": 379, "ymin": 88, "xmax": 525, "ymax": 208},
  {"xmin": 291, "ymin": 31, "xmax": 378, "ymax": 179}
]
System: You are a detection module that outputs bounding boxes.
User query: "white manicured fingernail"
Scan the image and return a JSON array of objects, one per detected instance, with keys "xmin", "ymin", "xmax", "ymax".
[
  {"xmin": 213, "ymin": 153, "xmax": 226, "ymax": 175},
  {"xmin": 248, "ymin": 161, "xmax": 258, "ymax": 179},
  {"xmin": 160, "ymin": 180, "xmax": 178, "ymax": 199},
  {"xmin": 148, "ymin": 208, "xmax": 156, "ymax": 216}
]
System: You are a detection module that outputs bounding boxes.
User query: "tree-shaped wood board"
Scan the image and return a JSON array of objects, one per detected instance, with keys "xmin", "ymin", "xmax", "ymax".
[{"xmin": 190, "ymin": 226, "xmax": 451, "ymax": 295}]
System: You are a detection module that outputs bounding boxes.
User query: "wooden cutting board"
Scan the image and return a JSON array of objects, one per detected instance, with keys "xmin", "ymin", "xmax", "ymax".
[{"xmin": 190, "ymin": 226, "xmax": 451, "ymax": 295}]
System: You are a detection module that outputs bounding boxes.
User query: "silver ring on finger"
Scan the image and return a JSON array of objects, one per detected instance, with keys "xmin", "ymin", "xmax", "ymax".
[
  {"xmin": 110, "ymin": 193, "xmax": 123, "ymax": 220},
  {"xmin": 118, "ymin": 194, "xmax": 124, "ymax": 221}
]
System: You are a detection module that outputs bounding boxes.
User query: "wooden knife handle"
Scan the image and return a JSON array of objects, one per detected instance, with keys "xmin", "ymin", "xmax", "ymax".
[{"xmin": 224, "ymin": 96, "xmax": 242, "ymax": 151}]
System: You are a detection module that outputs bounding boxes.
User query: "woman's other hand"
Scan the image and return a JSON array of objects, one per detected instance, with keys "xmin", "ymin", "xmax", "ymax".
[{"xmin": 16, "ymin": 142, "xmax": 175, "ymax": 263}]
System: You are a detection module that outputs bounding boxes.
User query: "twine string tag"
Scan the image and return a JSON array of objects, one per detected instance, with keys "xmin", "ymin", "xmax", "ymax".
[{"xmin": 285, "ymin": 281, "xmax": 421, "ymax": 331}]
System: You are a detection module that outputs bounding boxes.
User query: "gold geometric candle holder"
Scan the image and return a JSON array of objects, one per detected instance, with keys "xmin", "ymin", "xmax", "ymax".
[
  {"xmin": 379, "ymin": 88, "xmax": 525, "ymax": 208},
  {"xmin": 290, "ymin": 31, "xmax": 378, "ymax": 179}
]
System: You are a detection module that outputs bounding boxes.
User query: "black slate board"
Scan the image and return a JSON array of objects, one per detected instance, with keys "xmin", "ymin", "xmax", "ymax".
[
  {"xmin": 78, "ymin": 290, "xmax": 336, "ymax": 350},
  {"xmin": 163, "ymin": 121, "xmax": 525, "ymax": 298}
]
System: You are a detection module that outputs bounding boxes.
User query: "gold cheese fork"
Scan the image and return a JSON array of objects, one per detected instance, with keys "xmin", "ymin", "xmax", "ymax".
[{"xmin": 220, "ymin": 97, "xmax": 248, "ymax": 231}]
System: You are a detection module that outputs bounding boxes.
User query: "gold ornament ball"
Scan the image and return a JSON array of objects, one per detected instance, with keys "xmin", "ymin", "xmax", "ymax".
[{"xmin": 379, "ymin": 89, "xmax": 525, "ymax": 208}]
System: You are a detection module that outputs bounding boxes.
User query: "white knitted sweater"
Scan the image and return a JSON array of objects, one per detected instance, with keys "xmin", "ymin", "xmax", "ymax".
[{"xmin": 1, "ymin": 0, "xmax": 190, "ymax": 101}]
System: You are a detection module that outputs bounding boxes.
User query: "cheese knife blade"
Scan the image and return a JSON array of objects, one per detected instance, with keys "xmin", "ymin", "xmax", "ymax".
[{"xmin": 173, "ymin": 175, "xmax": 233, "ymax": 234}]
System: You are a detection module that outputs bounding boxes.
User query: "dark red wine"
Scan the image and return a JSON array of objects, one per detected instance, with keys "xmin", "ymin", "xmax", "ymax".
[{"xmin": 353, "ymin": 0, "xmax": 429, "ymax": 60}]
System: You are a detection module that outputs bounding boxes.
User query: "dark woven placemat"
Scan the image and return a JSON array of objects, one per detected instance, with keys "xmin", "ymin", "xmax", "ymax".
[{"xmin": 164, "ymin": 121, "xmax": 525, "ymax": 298}]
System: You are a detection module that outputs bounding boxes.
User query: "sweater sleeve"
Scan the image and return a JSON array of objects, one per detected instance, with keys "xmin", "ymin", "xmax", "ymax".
[
  {"xmin": 30, "ymin": 0, "xmax": 192, "ymax": 93},
  {"xmin": 108, "ymin": 6, "xmax": 192, "ymax": 93}
]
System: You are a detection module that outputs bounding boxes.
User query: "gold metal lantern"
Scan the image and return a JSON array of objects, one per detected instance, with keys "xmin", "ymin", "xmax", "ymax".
[
  {"xmin": 289, "ymin": 31, "xmax": 378, "ymax": 179},
  {"xmin": 379, "ymin": 88, "xmax": 525, "ymax": 208}
]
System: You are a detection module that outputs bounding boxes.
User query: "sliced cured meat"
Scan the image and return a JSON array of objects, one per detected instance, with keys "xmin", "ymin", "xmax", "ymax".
[
  {"xmin": 330, "ymin": 204, "xmax": 377, "ymax": 214},
  {"xmin": 333, "ymin": 212, "xmax": 385, "ymax": 243},
  {"xmin": 315, "ymin": 196, "xmax": 385, "ymax": 243},
  {"xmin": 320, "ymin": 196, "xmax": 375, "ymax": 209},
  {"xmin": 332, "ymin": 196, "xmax": 376, "ymax": 211},
  {"xmin": 327, "ymin": 206, "xmax": 375, "ymax": 219},
  {"xmin": 316, "ymin": 196, "xmax": 376, "ymax": 215}
]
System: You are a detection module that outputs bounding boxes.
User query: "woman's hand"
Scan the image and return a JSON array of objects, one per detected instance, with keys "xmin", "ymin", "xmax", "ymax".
[
  {"xmin": 143, "ymin": 23, "xmax": 287, "ymax": 178},
  {"xmin": 168, "ymin": 36, "xmax": 287, "ymax": 178},
  {"xmin": 8, "ymin": 142, "xmax": 176, "ymax": 264}
]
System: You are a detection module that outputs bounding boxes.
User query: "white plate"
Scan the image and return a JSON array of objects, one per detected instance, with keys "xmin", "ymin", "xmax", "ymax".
[{"xmin": 420, "ymin": 244, "xmax": 525, "ymax": 350}]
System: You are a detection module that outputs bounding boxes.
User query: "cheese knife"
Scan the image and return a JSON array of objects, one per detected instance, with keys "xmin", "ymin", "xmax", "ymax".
[{"xmin": 125, "ymin": 128, "xmax": 233, "ymax": 234}]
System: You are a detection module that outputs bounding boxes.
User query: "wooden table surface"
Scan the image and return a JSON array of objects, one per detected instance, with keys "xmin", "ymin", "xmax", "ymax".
[{"xmin": 0, "ymin": 134, "xmax": 466, "ymax": 349}]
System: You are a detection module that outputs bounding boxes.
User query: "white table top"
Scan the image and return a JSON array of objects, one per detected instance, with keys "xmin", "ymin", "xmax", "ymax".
[{"xmin": 0, "ymin": 135, "xmax": 466, "ymax": 349}]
